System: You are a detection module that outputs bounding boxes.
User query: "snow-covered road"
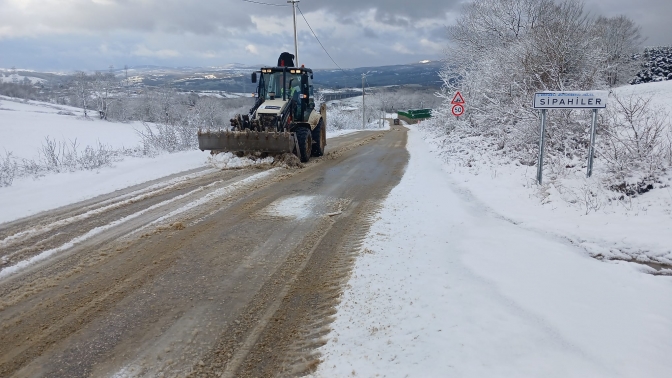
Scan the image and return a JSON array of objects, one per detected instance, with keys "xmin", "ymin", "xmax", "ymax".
[
  {"xmin": 312, "ymin": 126, "xmax": 672, "ymax": 377},
  {"xmin": 3, "ymin": 92, "xmax": 671, "ymax": 376}
]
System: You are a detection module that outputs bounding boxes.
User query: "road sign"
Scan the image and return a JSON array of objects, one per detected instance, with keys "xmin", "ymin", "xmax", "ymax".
[
  {"xmin": 533, "ymin": 90, "xmax": 609, "ymax": 185},
  {"xmin": 451, "ymin": 104, "xmax": 464, "ymax": 117},
  {"xmin": 533, "ymin": 91, "xmax": 608, "ymax": 109},
  {"xmin": 451, "ymin": 91, "xmax": 465, "ymax": 105}
]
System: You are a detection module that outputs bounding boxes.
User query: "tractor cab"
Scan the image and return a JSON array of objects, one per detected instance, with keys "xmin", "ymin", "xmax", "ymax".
[{"xmin": 252, "ymin": 67, "xmax": 315, "ymax": 123}]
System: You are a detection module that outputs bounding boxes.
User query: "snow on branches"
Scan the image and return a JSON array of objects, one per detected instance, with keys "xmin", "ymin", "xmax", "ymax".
[
  {"xmin": 631, "ymin": 47, "xmax": 672, "ymax": 84},
  {"xmin": 430, "ymin": 0, "xmax": 666, "ymax": 197}
]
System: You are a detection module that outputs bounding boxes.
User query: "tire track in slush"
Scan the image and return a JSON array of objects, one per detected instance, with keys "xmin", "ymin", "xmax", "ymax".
[
  {"xmin": 0, "ymin": 169, "xmax": 278, "ymax": 281},
  {"xmin": 0, "ymin": 168, "xmax": 217, "ymax": 251}
]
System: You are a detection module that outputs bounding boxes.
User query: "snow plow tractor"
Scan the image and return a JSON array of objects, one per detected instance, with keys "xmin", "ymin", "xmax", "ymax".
[{"xmin": 198, "ymin": 54, "xmax": 327, "ymax": 163}]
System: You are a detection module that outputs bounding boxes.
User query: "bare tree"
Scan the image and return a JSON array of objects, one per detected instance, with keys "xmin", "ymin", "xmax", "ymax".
[
  {"xmin": 601, "ymin": 94, "xmax": 670, "ymax": 179},
  {"xmin": 195, "ymin": 97, "xmax": 225, "ymax": 129},
  {"xmin": 593, "ymin": 15, "xmax": 643, "ymax": 86},
  {"xmin": 91, "ymin": 71, "xmax": 117, "ymax": 120},
  {"xmin": 72, "ymin": 71, "xmax": 92, "ymax": 118}
]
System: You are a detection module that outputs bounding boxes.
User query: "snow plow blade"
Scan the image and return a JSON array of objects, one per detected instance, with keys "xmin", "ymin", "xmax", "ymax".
[{"xmin": 197, "ymin": 130, "xmax": 297, "ymax": 154}]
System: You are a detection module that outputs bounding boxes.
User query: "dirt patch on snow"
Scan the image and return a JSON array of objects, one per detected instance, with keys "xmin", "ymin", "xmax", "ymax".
[{"xmin": 273, "ymin": 153, "xmax": 303, "ymax": 169}]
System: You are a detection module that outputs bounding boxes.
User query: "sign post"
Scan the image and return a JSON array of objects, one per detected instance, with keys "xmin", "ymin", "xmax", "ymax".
[
  {"xmin": 533, "ymin": 91, "xmax": 608, "ymax": 184},
  {"xmin": 451, "ymin": 91, "xmax": 465, "ymax": 118},
  {"xmin": 537, "ymin": 109, "xmax": 547, "ymax": 185},
  {"xmin": 587, "ymin": 109, "xmax": 598, "ymax": 178}
]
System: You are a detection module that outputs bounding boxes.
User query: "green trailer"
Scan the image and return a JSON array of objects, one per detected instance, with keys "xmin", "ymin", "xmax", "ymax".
[{"xmin": 397, "ymin": 109, "xmax": 432, "ymax": 124}]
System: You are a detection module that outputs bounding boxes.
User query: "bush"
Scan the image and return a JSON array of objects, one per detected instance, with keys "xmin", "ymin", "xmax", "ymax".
[
  {"xmin": 24, "ymin": 137, "xmax": 116, "ymax": 175},
  {"xmin": 600, "ymin": 94, "xmax": 671, "ymax": 183},
  {"xmin": 0, "ymin": 151, "xmax": 18, "ymax": 187}
]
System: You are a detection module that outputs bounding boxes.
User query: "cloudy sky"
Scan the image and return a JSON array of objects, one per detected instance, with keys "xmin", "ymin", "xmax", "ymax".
[{"xmin": 0, "ymin": 0, "xmax": 670, "ymax": 71}]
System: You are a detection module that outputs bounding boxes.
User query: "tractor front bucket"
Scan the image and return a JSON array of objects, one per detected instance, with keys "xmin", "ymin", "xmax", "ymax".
[{"xmin": 198, "ymin": 130, "xmax": 298, "ymax": 154}]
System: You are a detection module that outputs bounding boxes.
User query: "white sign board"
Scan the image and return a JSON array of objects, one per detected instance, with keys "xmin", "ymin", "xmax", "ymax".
[{"xmin": 533, "ymin": 91, "xmax": 608, "ymax": 109}]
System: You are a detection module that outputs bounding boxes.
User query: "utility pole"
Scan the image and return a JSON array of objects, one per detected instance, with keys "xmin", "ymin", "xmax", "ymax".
[
  {"xmin": 362, "ymin": 73, "xmax": 366, "ymax": 129},
  {"xmin": 288, "ymin": 0, "xmax": 300, "ymax": 67},
  {"xmin": 124, "ymin": 65, "xmax": 129, "ymax": 96}
]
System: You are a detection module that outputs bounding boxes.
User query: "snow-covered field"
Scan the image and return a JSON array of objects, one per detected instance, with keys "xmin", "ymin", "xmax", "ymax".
[
  {"xmin": 0, "ymin": 96, "xmax": 141, "ymax": 160},
  {"xmin": 312, "ymin": 124, "xmax": 672, "ymax": 378}
]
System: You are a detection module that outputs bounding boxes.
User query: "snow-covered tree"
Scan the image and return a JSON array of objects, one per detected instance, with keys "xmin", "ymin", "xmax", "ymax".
[
  {"xmin": 593, "ymin": 15, "xmax": 643, "ymax": 86},
  {"xmin": 195, "ymin": 97, "xmax": 226, "ymax": 129},
  {"xmin": 437, "ymin": 0, "xmax": 647, "ymax": 163},
  {"xmin": 631, "ymin": 47, "xmax": 672, "ymax": 84},
  {"xmin": 72, "ymin": 71, "xmax": 92, "ymax": 118},
  {"xmin": 91, "ymin": 71, "xmax": 117, "ymax": 120}
]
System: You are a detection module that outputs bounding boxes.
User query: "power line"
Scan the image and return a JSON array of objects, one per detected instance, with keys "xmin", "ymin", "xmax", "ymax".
[
  {"xmin": 296, "ymin": 5, "xmax": 344, "ymax": 72},
  {"xmin": 241, "ymin": 0, "xmax": 288, "ymax": 6}
]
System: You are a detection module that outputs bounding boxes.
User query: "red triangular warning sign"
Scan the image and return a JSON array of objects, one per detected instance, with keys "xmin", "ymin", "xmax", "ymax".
[{"xmin": 451, "ymin": 91, "xmax": 465, "ymax": 105}]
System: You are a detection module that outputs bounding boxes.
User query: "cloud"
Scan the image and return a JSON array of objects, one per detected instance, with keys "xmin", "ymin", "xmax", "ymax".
[
  {"xmin": 363, "ymin": 28, "xmax": 378, "ymax": 39},
  {"xmin": 2, "ymin": 0, "xmax": 666, "ymax": 71},
  {"xmin": 133, "ymin": 45, "xmax": 181, "ymax": 58},
  {"xmin": 420, "ymin": 38, "xmax": 443, "ymax": 54},
  {"xmin": 0, "ymin": 0, "xmax": 457, "ymax": 69},
  {"xmin": 305, "ymin": 0, "xmax": 462, "ymax": 22},
  {"xmin": 584, "ymin": 0, "xmax": 672, "ymax": 46},
  {"xmin": 245, "ymin": 44, "xmax": 259, "ymax": 55},
  {"xmin": 393, "ymin": 43, "xmax": 413, "ymax": 55}
]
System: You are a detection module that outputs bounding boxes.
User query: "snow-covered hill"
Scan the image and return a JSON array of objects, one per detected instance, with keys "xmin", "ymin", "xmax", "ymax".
[
  {"xmin": 615, "ymin": 78, "xmax": 672, "ymax": 106},
  {"xmin": 0, "ymin": 74, "xmax": 46, "ymax": 84},
  {"xmin": 0, "ymin": 96, "xmax": 140, "ymax": 160}
]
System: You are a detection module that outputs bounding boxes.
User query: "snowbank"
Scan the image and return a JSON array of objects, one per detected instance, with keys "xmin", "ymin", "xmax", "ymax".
[
  {"xmin": 612, "ymin": 79, "xmax": 672, "ymax": 108},
  {"xmin": 0, "ymin": 150, "xmax": 209, "ymax": 224},
  {"xmin": 312, "ymin": 126, "xmax": 672, "ymax": 378},
  {"xmin": 208, "ymin": 152, "xmax": 274, "ymax": 169}
]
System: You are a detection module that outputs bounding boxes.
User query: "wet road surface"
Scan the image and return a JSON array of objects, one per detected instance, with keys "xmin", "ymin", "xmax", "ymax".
[{"xmin": 0, "ymin": 127, "xmax": 409, "ymax": 377}]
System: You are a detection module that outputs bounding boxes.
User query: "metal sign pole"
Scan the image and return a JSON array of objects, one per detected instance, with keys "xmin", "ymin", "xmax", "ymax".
[
  {"xmin": 587, "ymin": 109, "xmax": 598, "ymax": 178},
  {"xmin": 362, "ymin": 73, "xmax": 366, "ymax": 129},
  {"xmin": 536, "ymin": 109, "xmax": 547, "ymax": 185}
]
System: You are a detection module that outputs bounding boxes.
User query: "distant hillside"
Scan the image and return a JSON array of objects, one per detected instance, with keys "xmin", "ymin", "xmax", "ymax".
[
  {"xmin": 1, "ymin": 61, "xmax": 443, "ymax": 93},
  {"xmin": 126, "ymin": 61, "xmax": 443, "ymax": 91},
  {"xmin": 313, "ymin": 61, "xmax": 443, "ymax": 89}
]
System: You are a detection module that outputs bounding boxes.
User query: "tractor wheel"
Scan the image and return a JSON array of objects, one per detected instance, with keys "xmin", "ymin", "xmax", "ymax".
[
  {"xmin": 311, "ymin": 119, "xmax": 325, "ymax": 157},
  {"xmin": 295, "ymin": 127, "xmax": 312, "ymax": 163}
]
